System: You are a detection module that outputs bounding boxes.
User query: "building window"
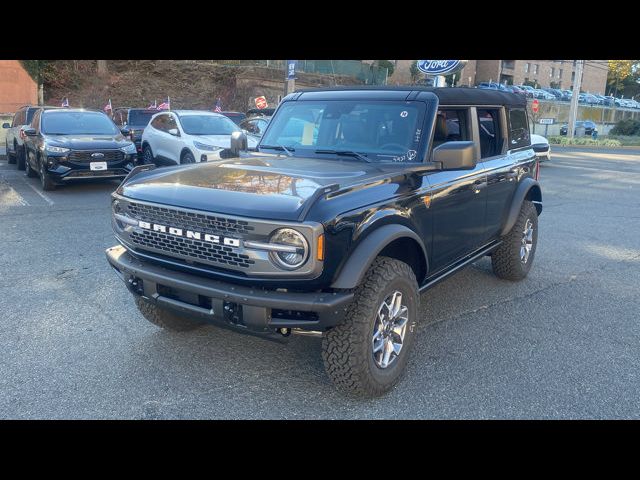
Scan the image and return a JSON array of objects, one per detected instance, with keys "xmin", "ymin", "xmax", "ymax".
[
  {"xmin": 559, "ymin": 69, "xmax": 563, "ymax": 79},
  {"xmin": 502, "ymin": 60, "xmax": 515, "ymax": 70},
  {"xmin": 571, "ymin": 71, "xmax": 575, "ymax": 82},
  {"xmin": 551, "ymin": 67, "xmax": 555, "ymax": 77},
  {"xmin": 533, "ymin": 64, "xmax": 539, "ymax": 75},
  {"xmin": 524, "ymin": 63, "xmax": 530, "ymax": 73}
]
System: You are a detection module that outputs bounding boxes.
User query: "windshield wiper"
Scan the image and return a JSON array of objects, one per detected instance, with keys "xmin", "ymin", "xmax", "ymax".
[
  {"xmin": 314, "ymin": 149, "xmax": 372, "ymax": 163},
  {"xmin": 260, "ymin": 144, "xmax": 295, "ymax": 157}
]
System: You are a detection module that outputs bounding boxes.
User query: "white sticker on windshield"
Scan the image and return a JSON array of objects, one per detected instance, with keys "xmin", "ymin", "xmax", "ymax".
[
  {"xmin": 400, "ymin": 111, "xmax": 408, "ymax": 118},
  {"xmin": 392, "ymin": 150, "xmax": 417, "ymax": 162}
]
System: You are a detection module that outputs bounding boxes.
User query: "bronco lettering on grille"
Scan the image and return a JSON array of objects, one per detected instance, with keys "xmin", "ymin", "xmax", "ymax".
[{"xmin": 137, "ymin": 220, "xmax": 241, "ymax": 247}]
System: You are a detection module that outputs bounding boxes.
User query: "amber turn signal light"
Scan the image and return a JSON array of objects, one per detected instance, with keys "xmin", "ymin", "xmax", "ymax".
[{"xmin": 317, "ymin": 234, "xmax": 325, "ymax": 261}]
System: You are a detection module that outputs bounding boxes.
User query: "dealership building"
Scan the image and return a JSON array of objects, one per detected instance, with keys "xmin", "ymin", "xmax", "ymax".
[{"xmin": 389, "ymin": 60, "xmax": 609, "ymax": 94}]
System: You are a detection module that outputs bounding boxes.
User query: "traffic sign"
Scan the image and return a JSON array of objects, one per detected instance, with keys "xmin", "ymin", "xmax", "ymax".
[
  {"xmin": 254, "ymin": 96, "xmax": 268, "ymax": 109},
  {"xmin": 539, "ymin": 118, "xmax": 554, "ymax": 125},
  {"xmin": 532, "ymin": 99, "xmax": 539, "ymax": 113}
]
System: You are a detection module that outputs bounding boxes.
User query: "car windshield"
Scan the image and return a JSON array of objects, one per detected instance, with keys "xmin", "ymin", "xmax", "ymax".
[
  {"xmin": 259, "ymin": 100, "xmax": 426, "ymax": 163},
  {"xmin": 180, "ymin": 115, "xmax": 240, "ymax": 135},
  {"xmin": 129, "ymin": 110, "xmax": 158, "ymax": 126},
  {"xmin": 41, "ymin": 111, "xmax": 119, "ymax": 135}
]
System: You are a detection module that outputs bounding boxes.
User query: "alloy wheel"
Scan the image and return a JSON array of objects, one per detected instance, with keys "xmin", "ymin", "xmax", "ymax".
[{"xmin": 372, "ymin": 291, "xmax": 409, "ymax": 369}]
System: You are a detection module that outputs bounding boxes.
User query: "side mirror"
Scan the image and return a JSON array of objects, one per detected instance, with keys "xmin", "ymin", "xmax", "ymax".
[
  {"xmin": 167, "ymin": 128, "xmax": 180, "ymax": 137},
  {"xmin": 2, "ymin": 123, "xmax": 10, "ymax": 129},
  {"xmin": 433, "ymin": 141, "xmax": 477, "ymax": 170},
  {"xmin": 23, "ymin": 127, "xmax": 37, "ymax": 137},
  {"xmin": 120, "ymin": 127, "xmax": 130, "ymax": 136},
  {"xmin": 229, "ymin": 131, "xmax": 248, "ymax": 157}
]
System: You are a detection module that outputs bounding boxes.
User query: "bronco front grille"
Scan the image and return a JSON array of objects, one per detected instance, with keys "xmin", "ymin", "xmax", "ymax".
[
  {"xmin": 125, "ymin": 201, "xmax": 255, "ymax": 236},
  {"xmin": 130, "ymin": 230, "xmax": 254, "ymax": 269},
  {"xmin": 69, "ymin": 150, "xmax": 124, "ymax": 162}
]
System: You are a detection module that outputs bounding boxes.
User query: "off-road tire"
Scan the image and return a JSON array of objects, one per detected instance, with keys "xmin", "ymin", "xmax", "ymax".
[
  {"xmin": 322, "ymin": 256, "xmax": 419, "ymax": 397},
  {"xmin": 134, "ymin": 296, "xmax": 204, "ymax": 332},
  {"xmin": 142, "ymin": 145, "xmax": 154, "ymax": 165},
  {"xmin": 492, "ymin": 200, "xmax": 538, "ymax": 281}
]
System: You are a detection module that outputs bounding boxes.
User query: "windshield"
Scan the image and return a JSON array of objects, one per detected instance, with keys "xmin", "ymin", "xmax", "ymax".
[
  {"xmin": 129, "ymin": 110, "xmax": 157, "ymax": 126},
  {"xmin": 259, "ymin": 100, "xmax": 426, "ymax": 162},
  {"xmin": 180, "ymin": 115, "xmax": 240, "ymax": 135},
  {"xmin": 41, "ymin": 111, "xmax": 119, "ymax": 135}
]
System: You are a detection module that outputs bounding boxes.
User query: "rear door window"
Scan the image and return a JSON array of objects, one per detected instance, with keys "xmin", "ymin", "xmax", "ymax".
[
  {"xmin": 477, "ymin": 109, "xmax": 503, "ymax": 158},
  {"xmin": 508, "ymin": 108, "xmax": 530, "ymax": 149}
]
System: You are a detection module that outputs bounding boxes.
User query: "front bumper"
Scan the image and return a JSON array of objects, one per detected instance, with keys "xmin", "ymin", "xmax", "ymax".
[
  {"xmin": 106, "ymin": 245, "xmax": 353, "ymax": 333},
  {"xmin": 44, "ymin": 155, "xmax": 135, "ymax": 183}
]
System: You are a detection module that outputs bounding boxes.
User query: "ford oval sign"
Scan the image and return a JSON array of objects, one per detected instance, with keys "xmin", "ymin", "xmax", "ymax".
[{"xmin": 417, "ymin": 60, "xmax": 467, "ymax": 75}]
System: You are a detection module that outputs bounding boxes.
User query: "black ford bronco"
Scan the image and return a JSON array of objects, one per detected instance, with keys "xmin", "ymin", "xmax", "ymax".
[{"xmin": 106, "ymin": 87, "xmax": 542, "ymax": 397}]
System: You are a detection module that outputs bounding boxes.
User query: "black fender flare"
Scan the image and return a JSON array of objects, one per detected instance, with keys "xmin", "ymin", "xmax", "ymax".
[
  {"xmin": 500, "ymin": 177, "xmax": 542, "ymax": 236},
  {"xmin": 330, "ymin": 224, "xmax": 428, "ymax": 290}
]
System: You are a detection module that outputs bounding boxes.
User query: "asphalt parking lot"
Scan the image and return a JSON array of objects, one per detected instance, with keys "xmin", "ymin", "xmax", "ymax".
[{"xmin": 0, "ymin": 147, "xmax": 639, "ymax": 419}]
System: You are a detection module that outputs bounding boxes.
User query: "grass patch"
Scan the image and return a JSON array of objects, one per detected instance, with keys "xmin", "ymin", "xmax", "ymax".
[{"xmin": 548, "ymin": 136, "xmax": 623, "ymax": 147}]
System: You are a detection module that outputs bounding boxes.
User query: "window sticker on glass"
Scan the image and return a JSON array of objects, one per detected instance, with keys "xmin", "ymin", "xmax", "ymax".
[
  {"xmin": 391, "ymin": 150, "xmax": 417, "ymax": 162},
  {"xmin": 302, "ymin": 122, "xmax": 315, "ymax": 145},
  {"xmin": 400, "ymin": 111, "xmax": 408, "ymax": 118}
]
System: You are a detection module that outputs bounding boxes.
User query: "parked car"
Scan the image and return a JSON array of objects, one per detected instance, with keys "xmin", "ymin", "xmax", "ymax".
[
  {"xmin": 239, "ymin": 116, "xmax": 270, "ymax": 140},
  {"xmin": 560, "ymin": 90, "xmax": 573, "ymax": 101},
  {"xmin": 506, "ymin": 85, "xmax": 527, "ymax": 96},
  {"xmin": 106, "ymin": 86, "xmax": 542, "ymax": 397},
  {"xmin": 111, "ymin": 108, "xmax": 159, "ymax": 159},
  {"xmin": 220, "ymin": 111, "xmax": 246, "ymax": 125},
  {"xmin": 542, "ymin": 88, "xmax": 563, "ymax": 100},
  {"xmin": 533, "ymin": 89, "xmax": 555, "ymax": 100},
  {"xmin": 530, "ymin": 134, "xmax": 550, "ymax": 162},
  {"xmin": 579, "ymin": 93, "xmax": 599, "ymax": 105},
  {"xmin": 22, "ymin": 108, "xmax": 137, "ymax": 190},
  {"xmin": 559, "ymin": 120, "xmax": 597, "ymax": 136},
  {"xmin": 517, "ymin": 85, "xmax": 536, "ymax": 98},
  {"xmin": 2, "ymin": 105, "xmax": 61, "ymax": 170},
  {"xmin": 141, "ymin": 110, "xmax": 259, "ymax": 166},
  {"xmin": 477, "ymin": 82, "xmax": 508, "ymax": 91}
]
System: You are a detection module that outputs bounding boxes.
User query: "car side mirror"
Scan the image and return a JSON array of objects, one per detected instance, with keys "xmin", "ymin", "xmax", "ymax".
[
  {"xmin": 2, "ymin": 123, "xmax": 10, "ymax": 129},
  {"xmin": 433, "ymin": 141, "xmax": 477, "ymax": 170},
  {"xmin": 23, "ymin": 127, "xmax": 37, "ymax": 137},
  {"xmin": 229, "ymin": 131, "xmax": 248, "ymax": 157},
  {"xmin": 120, "ymin": 127, "xmax": 130, "ymax": 135},
  {"xmin": 167, "ymin": 128, "xmax": 180, "ymax": 137}
]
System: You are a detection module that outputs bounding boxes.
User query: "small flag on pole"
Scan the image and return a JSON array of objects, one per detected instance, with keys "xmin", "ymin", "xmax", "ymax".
[
  {"xmin": 104, "ymin": 98, "xmax": 113, "ymax": 113},
  {"xmin": 214, "ymin": 98, "xmax": 222, "ymax": 112},
  {"xmin": 61, "ymin": 97, "xmax": 69, "ymax": 107},
  {"xmin": 147, "ymin": 99, "xmax": 157, "ymax": 110},
  {"xmin": 157, "ymin": 97, "xmax": 170, "ymax": 110}
]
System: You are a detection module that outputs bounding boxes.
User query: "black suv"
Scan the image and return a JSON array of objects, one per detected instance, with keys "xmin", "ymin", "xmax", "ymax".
[
  {"xmin": 23, "ymin": 108, "xmax": 137, "ymax": 190},
  {"xmin": 111, "ymin": 108, "xmax": 159, "ymax": 158},
  {"xmin": 559, "ymin": 120, "xmax": 597, "ymax": 136},
  {"xmin": 106, "ymin": 87, "xmax": 542, "ymax": 397}
]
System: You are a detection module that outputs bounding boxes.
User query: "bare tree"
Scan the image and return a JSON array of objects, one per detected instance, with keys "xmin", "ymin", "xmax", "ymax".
[{"xmin": 97, "ymin": 60, "xmax": 108, "ymax": 76}]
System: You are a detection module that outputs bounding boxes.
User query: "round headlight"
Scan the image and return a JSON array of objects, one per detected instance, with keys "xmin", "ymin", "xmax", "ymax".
[{"xmin": 269, "ymin": 228, "xmax": 309, "ymax": 269}]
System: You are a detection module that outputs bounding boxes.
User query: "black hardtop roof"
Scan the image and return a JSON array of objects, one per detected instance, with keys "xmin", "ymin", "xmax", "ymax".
[{"xmin": 293, "ymin": 86, "xmax": 527, "ymax": 107}]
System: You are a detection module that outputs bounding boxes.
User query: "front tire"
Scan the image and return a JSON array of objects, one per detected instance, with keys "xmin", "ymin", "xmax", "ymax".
[
  {"xmin": 25, "ymin": 153, "xmax": 36, "ymax": 177},
  {"xmin": 181, "ymin": 151, "xmax": 195, "ymax": 164},
  {"xmin": 134, "ymin": 296, "xmax": 204, "ymax": 331},
  {"xmin": 39, "ymin": 160, "xmax": 56, "ymax": 191},
  {"xmin": 16, "ymin": 146, "xmax": 26, "ymax": 170},
  {"xmin": 322, "ymin": 257, "xmax": 419, "ymax": 397},
  {"xmin": 142, "ymin": 144, "xmax": 155, "ymax": 165},
  {"xmin": 491, "ymin": 200, "xmax": 538, "ymax": 281},
  {"xmin": 7, "ymin": 141, "xmax": 16, "ymax": 164}
]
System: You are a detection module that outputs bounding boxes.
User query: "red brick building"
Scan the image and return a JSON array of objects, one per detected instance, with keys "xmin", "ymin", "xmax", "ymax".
[{"xmin": 0, "ymin": 60, "xmax": 37, "ymax": 113}]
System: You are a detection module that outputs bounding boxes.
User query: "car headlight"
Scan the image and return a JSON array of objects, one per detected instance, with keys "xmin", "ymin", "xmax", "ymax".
[
  {"xmin": 268, "ymin": 228, "xmax": 309, "ymax": 270},
  {"xmin": 120, "ymin": 143, "xmax": 137, "ymax": 154},
  {"xmin": 193, "ymin": 141, "xmax": 222, "ymax": 151},
  {"xmin": 45, "ymin": 145, "xmax": 70, "ymax": 154}
]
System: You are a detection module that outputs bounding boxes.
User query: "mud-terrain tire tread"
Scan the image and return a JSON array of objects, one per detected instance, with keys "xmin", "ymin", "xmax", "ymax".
[
  {"xmin": 491, "ymin": 200, "xmax": 538, "ymax": 281},
  {"xmin": 321, "ymin": 256, "xmax": 419, "ymax": 398}
]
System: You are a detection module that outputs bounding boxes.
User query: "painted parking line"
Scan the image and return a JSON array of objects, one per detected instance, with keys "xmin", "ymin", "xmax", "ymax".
[{"xmin": 22, "ymin": 179, "xmax": 55, "ymax": 206}]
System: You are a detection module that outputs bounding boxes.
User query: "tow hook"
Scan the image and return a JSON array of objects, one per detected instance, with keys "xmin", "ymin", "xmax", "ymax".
[{"xmin": 278, "ymin": 328, "xmax": 291, "ymax": 337}]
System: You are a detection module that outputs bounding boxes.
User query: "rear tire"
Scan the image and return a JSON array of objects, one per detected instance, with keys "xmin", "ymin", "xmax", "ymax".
[
  {"xmin": 16, "ymin": 146, "xmax": 26, "ymax": 170},
  {"xmin": 7, "ymin": 141, "xmax": 16, "ymax": 164},
  {"xmin": 322, "ymin": 257, "xmax": 419, "ymax": 397},
  {"xmin": 491, "ymin": 200, "xmax": 538, "ymax": 281},
  {"xmin": 134, "ymin": 296, "xmax": 204, "ymax": 331},
  {"xmin": 25, "ymin": 153, "xmax": 36, "ymax": 178}
]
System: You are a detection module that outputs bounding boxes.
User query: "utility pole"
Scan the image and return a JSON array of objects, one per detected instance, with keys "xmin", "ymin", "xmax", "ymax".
[{"xmin": 568, "ymin": 60, "xmax": 584, "ymax": 140}]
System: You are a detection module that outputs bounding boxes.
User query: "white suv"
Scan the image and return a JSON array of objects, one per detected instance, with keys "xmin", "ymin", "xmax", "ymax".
[{"xmin": 141, "ymin": 110, "xmax": 258, "ymax": 165}]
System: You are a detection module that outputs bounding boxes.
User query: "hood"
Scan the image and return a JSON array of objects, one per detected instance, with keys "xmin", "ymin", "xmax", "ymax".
[
  {"xmin": 529, "ymin": 134, "xmax": 548, "ymax": 145},
  {"xmin": 119, "ymin": 154, "xmax": 395, "ymax": 221},
  {"xmin": 192, "ymin": 134, "xmax": 259, "ymax": 149},
  {"xmin": 46, "ymin": 134, "xmax": 131, "ymax": 150}
]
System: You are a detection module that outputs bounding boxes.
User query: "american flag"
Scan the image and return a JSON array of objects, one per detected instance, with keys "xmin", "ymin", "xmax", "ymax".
[
  {"xmin": 104, "ymin": 99, "xmax": 112, "ymax": 112},
  {"xmin": 157, "ymin": 97, "xmax": 170, "ymax": 110},
  {"xmin": 147, "ymin": 100, "xmax": 157, "ymax": 110},
  {"xmin": 214, "ymin": 98, "xmax": 222, "ymax": 112},
  {"xmin": 61, "ymin": 97, "xmax": 69, "ymax": 107}
]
